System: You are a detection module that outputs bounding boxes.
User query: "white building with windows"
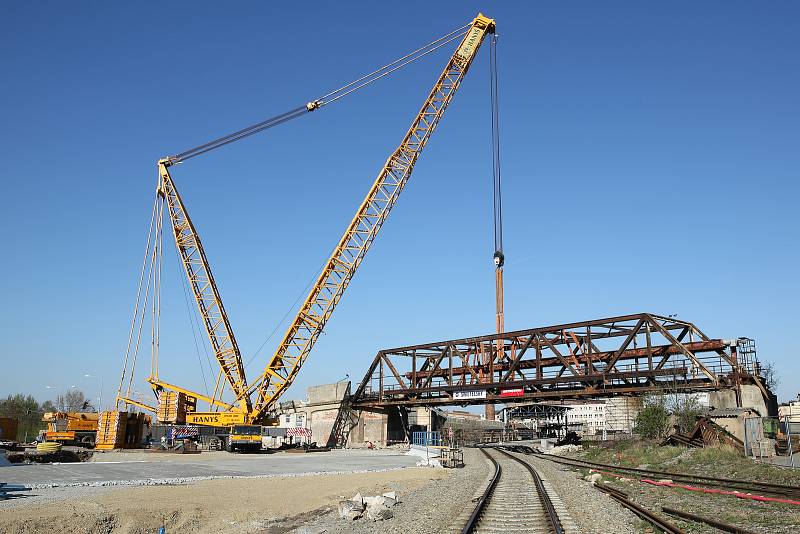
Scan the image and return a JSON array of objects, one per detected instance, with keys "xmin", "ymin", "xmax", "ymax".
[
  {"xmin": 536, "ymin": 398, "xmax": 642, "ymax": 437},
  {"xmin": 565, "ymin": 402, "xmax": 606, "ymax": 436}
]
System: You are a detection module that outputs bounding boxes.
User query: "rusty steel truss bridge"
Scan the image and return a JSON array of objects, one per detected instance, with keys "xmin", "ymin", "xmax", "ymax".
[{"xmin": 351, "ymin": 313, "xmax": 768, "ymax": 409}]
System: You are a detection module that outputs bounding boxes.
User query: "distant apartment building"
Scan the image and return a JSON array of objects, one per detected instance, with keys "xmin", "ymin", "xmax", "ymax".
[
  {"xmin": 564, "ymin": 402, "xmax": 606, "ymax": 436},
  {"xmin": 536, "ymin": 398, "xmax": 642, "ymax": 437}
]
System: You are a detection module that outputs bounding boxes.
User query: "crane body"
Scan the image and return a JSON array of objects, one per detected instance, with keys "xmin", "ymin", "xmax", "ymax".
[{"xmin": 113, "ymin": 14, "xmax": 496, "ymax": 444}]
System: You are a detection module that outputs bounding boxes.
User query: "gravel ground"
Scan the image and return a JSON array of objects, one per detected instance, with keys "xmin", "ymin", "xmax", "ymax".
[
  {"xmin": 293, "ymin": 448, "xmax": 491, "ymax": 534},
  {"xmin": 293, "ymin": 448, "xmax": 647, "ymax": 534},
  {"xmin": 522, "ymin": 453, "xmax": 642, "ymax": 534}
]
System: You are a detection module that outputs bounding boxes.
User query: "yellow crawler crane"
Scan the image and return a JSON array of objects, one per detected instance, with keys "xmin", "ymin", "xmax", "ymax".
[{"xmin": 115, "ymin": 14, "xmax": 496, "ymax": 433}]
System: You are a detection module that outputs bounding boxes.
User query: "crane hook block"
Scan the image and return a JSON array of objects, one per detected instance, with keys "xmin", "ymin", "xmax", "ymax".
[{"xmin": 493, "ymin": 251, "xmax": 504, "ymax": 267}]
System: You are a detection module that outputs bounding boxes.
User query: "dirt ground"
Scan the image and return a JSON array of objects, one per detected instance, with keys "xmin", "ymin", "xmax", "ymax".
[{"xmin": 1, "ymin": 468, "xmax": 448, "ymax": 534}]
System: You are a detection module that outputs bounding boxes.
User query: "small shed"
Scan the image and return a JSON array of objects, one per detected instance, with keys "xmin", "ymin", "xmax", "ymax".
[{"xmin": 706, "ymin": 407, "xmax": 758, "ymax": 444}]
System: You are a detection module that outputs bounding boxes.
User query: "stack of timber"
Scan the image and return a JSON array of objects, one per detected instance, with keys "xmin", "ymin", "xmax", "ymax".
[
  {"xmin": 96, "ymin": 411, "xmax": 127, "ymax": 450},
  {"xmin": 157, "ymin": 392, "xmax": 190, "ymax": 424},
  {"xmin": 95, "ymin": 411, "xmax": 152, "ymax": 450}
]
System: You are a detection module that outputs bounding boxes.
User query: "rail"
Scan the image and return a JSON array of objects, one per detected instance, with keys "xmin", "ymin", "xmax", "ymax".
[
  {"xmin": 512, "ymin": 446, "xmax": 795, "ymax": 533},
  {"xmin": 531, "ymin": 452, "xmax": 800, "ymax": 499},
  {"xmin": 594, "ymin": 483, "xmax": 685, "ymax": 534},
  {"xmin": 461, "ymin": 448, "xmax": 501, "ymax": 534},
  {"xmin": 661, "ymin": 506, "xmax": 758, "ymax": 534},
  {"xmin": 499, "ymin": 449, "xmax": 564, "ymax": 533},
  {"xmin": 462, "ymin": 447, "xmax": 564, "ymax": 533}
]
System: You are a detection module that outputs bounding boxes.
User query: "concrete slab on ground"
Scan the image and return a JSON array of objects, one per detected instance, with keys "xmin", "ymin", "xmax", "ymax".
[
  {"xmin": 768, "ymin": 451, "xmax": 800, "ymax": 468},
  {"xmin": 0, "ymin": 449, "xmax": 419, "ymax": 487}
]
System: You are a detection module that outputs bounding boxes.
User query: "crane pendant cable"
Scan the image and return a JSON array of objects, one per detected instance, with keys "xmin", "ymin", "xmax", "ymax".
[{"xmin": 168, "ymin": 23, "xmax": 471, "ymax": 165}]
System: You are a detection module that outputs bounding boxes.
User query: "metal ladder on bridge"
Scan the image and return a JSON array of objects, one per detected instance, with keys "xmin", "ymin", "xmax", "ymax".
[{"xmin": 326, "ymin": 382, "xmax": 359, "ymax": 448}]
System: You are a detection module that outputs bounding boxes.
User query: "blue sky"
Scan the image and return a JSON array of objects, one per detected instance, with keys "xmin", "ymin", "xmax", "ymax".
[{"xmin": 1, "ymin": 2, "xmax": 797, "ymax": 408}]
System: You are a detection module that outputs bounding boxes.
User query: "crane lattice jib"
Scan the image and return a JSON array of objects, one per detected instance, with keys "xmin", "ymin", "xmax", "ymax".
[
  {"xmin": 250, "ymin": 14, "xmax": 496, "ymax": 420},
  {"xmin": 158, "ymin": 162, "xmax": 251, "ymax": 413}
]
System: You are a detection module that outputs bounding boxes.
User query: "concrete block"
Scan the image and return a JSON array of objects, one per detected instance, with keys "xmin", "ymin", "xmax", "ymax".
[
  {"xmin": 308, "ymin": 382, "xmax": 349, "ymax": 405},
  {"xmin": 338, "ymin": 500, "xmax": 364, "ymax": 520},
  {"xmin": 709, "ymin": 389, "xmax": 738, "ymax": 410},
  {"xmin": 584, "ymin": 473, "xmax": 602, "ymax": 485}
]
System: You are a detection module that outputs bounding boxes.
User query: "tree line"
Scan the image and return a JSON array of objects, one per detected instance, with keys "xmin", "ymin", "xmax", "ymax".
[{"xmin": 0, "ymin": 390, "xmax": 92, "ymax": 442}]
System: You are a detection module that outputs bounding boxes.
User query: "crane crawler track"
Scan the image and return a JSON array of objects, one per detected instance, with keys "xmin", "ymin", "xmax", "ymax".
[{"xmin": 462, "ymin": 447, "xmax": 565, "ymax": 534}]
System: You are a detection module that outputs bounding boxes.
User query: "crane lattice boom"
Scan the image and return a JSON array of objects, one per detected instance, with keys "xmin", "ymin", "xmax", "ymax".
[
  {"xmin": 157, "ymin": 161, "xmax": 251, "ymax": 413},
  {"xmin": 249, "ymin": 14, "xmax": 495, "ymax": 420}
]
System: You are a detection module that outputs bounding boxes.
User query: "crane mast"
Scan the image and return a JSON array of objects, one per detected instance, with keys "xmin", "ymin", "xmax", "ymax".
[{"xmin": 249, "ymin": 14, "xmax": 496, "ymax": 420}]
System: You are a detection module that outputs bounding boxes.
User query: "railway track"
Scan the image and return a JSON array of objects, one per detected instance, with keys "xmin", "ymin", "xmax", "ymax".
[
  {"xmin": 526, "ymin": 450, "xmax": 800, "ymax": 500},
  {"xmin": 502, "ymin": 445, "xmax": 781, "ymax": 533},
  {"xmin": 466, "ymin": 444, "xmax": 769, "ymax": 534},
  {"xmin": 461, "ymin": 447, "xmax": 568, "ymax": 534}
]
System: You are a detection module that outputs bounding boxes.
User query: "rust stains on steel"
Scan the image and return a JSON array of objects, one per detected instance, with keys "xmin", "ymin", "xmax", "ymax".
[{"xmin": 351, "ymin": 313, "xmax": 767, "ymax": 408}]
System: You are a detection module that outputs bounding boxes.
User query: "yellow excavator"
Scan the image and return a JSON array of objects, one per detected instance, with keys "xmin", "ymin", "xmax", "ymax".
[{"xmin": 112, "ymin": 13, "xmax": 496, "ymax": 449}]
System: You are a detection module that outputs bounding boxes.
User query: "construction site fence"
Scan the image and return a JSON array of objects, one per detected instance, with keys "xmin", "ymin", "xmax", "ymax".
[{"xmin": 412, "ymin": 431, "xmax": 442, "ymax": 447}]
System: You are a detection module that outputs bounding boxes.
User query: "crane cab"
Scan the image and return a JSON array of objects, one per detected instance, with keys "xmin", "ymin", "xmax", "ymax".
[{"xmin": 225, "ymin": 424, "xmax": 262, "ymax": 452}]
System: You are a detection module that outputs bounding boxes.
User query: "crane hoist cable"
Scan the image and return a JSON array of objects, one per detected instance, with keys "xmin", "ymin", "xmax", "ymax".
[
  {"xmin": 488, "ymin": 33, "xmax": 504, "ymax": 422},
  {"xmin": 489, "ymin": 33, "xmax": 503, "ymax": 301},
  {"xmin": 166, "ymin": 23, "xmax": 471, "ymax": 165},
  {"xmin": 490, "ymin": 33, "xmax": 503, "ymax": 268}
]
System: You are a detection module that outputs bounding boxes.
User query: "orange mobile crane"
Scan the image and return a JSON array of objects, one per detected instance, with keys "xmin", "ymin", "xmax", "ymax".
[
  {"xmin": 42, "ymin": 412, "xmax": 99, "ymax": 447},
  {"xmin": 111, "ymin": 14, "xmax": 496, "ymax": 447}
]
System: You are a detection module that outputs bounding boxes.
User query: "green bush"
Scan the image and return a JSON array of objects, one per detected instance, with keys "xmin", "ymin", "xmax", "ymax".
[
  {"xmin": 671, "ymin": 394, "xmax": 703, "ymax": 434},
  {"xmin": 633, "ymin": 394, "xmax": 670, "ymax": 440}
]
